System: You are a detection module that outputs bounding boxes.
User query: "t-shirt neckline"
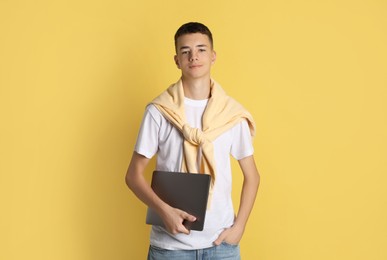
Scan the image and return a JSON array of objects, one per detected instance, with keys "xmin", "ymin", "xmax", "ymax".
[{"xmin": 184, "ymin": 97, "xmax": 209, "ymax": 108}]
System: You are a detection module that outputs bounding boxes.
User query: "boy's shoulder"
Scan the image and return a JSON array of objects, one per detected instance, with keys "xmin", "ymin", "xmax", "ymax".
[
  {"xmin": 145, "ymin": 103, "xmax": 160, "ymax": 114},
  {"xmin": 144, "ymin": 104, "xmax": 164, "ymax": 126}
]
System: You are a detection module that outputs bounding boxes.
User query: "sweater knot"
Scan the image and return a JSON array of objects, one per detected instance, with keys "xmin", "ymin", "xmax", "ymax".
[{"xmin": 182, "ymin": 124, "xmax": 206, "ymax": 146}]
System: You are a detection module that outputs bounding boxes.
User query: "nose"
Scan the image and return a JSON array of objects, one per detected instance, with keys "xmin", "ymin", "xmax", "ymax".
[{"xmin": 189, "ymin": 51, "xmax": 198, "ymax": 61}]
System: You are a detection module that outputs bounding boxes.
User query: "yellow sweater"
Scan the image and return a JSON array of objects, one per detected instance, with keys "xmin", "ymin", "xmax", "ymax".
[{"xmin": 151, "ymin": 78, "xmax": 255, "ymax": 187}]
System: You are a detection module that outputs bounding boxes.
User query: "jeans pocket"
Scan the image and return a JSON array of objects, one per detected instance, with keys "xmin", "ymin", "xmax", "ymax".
[
  {"xmin": 221, "ymin": 241, "xmax": 239, "ymax": 247},
  {"xmin": 149, "ymin": 245, "xmax": 169, "ymax": 252},
  {"xmin": 215, "ymin": 242, "xmax": 241, "ymax": 259}
]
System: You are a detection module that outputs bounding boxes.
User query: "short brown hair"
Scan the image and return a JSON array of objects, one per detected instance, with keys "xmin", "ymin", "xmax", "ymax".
[{"xmin": 174, "ymin": 22, "xmax": 213, "ymax": 52}]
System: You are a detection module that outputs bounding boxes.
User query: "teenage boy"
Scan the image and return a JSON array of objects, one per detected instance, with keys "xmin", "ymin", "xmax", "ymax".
[{"xmin": 126, "ymin": 22, "xmax": 260, "ymax": 260}]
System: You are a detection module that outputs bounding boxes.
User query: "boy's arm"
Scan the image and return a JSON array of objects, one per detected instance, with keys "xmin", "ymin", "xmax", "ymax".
[
  {"xmin": 125, "ymin": 152, "xmax": 196, "ymax": 235},
  {"xmin": 214, "ymin": 155, "xmax": 260, "ymax": 245}
]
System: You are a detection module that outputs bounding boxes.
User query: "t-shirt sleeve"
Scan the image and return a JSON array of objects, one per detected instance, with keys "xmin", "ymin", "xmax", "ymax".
[
  {"xmin": 230, "ymin": 119, "xmax": 254, "ymax": 160},
  {"xmin": 134, "ymin": 105, "xmax": 161, "ymax": 159}
]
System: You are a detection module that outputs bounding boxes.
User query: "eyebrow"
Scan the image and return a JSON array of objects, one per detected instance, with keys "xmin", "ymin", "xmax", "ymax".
[{"xmin": 179, "ymin": 44, "xmax": 208, "ymax": 50}]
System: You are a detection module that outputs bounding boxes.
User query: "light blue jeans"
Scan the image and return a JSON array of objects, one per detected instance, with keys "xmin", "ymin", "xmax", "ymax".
[{"xmin": 147, "ymin": 242, "xmax": 240, "ymax": 260}]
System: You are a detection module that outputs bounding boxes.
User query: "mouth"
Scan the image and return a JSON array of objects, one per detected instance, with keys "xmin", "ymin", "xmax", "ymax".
[{"xmin": 189, "ymin": 64, "xmax": 202, "ymax": 69}]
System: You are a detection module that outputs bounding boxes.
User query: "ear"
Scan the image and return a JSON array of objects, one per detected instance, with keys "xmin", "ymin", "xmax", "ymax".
[
  {"xmin": 174, "ymin": 55, "xmax": 180, "ymax": 69},
  {"xmin": 211, "ymin": 50, "xmax": 217, "ymax": 64}
]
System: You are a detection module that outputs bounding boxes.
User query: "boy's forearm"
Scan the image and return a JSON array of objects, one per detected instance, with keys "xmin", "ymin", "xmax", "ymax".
[
  {"xmin": 234, "ymin": 156, "xmax": 260, "ymax": 230},
  {"xmin": 126, "ymin": 152, "xmax": 196, "ymax": 234},
  {"xmin": 126, "ymin": 152, "xmax": 170, "ymax": 215}
]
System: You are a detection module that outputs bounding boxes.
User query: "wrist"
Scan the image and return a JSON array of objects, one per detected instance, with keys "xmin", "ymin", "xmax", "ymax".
[
  {"xmin": 154, "ymin": 200, "xmax": 172, "ymax": 218},
  {"xmin": 233, "ymin": 219, "xmax": 247, "ymax": 232}
]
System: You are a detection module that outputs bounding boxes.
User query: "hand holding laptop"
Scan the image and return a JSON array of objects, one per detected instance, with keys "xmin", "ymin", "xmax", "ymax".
[
  {"xmin": 146, "ymin": 171, "xmax": 211, "ymax": 232},
  {"xmin": 159, "ymin": 206, "xmax": 197, "ymax": 235}
]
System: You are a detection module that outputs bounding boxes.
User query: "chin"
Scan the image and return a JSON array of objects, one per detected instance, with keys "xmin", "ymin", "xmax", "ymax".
[{"xmin": 183, "ymin": 72, "xmax": 209, "ymax": 80}]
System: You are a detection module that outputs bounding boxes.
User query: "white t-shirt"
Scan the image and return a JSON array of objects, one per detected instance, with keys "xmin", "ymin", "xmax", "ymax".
[{"xmin": 135, "ymin": 97, "xmax": 254, "ymax": 250}]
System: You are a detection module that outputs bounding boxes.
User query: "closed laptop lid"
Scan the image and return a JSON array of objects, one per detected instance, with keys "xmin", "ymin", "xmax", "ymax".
[{"xmin": 146, "ymin": 170, "xmax": 211, "ymax": 231}]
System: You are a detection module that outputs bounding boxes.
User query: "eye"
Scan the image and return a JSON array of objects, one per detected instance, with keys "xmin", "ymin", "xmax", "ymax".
[
  {"xmin": 181, "ymin": 51, "xmax": 190, "ymax": 55},
  {"xmin": 199, "ymin": 49, "xmax": 206, "ymax": 52}
]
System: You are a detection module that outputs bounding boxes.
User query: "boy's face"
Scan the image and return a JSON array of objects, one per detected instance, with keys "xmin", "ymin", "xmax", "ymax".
[{"xmin": 174, "ymin": 33, "xmax": 216, "ymax": 81}]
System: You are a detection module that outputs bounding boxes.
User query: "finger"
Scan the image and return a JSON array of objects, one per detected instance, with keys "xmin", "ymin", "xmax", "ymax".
[
  {"xmin": 213, "ymin": 232, "xmax": 226, "ymax": 246},
  {"xmin": 183, "ymin": 212, "xmax": 196, "ymax": 222},
  {"xmin": 178, "ymin": 225, "xmax": 190, "ymax": 235}
]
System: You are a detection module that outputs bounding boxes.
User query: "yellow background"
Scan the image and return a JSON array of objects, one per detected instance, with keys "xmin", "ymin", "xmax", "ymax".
[{"xmin": 1, "ymin": 0, "xmax": 386, "ymax": 259}]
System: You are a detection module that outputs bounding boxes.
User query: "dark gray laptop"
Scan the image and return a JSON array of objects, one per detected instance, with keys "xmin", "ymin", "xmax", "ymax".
[{"xmin": 146, "ymin": 170, "xmax": 211, "ymax": 231}]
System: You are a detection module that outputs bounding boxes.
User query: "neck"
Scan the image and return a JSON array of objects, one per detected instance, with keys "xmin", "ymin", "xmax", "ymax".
[{"xmin": 181, "ymin": 77, "xmax": 211, "ymax": 100}]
